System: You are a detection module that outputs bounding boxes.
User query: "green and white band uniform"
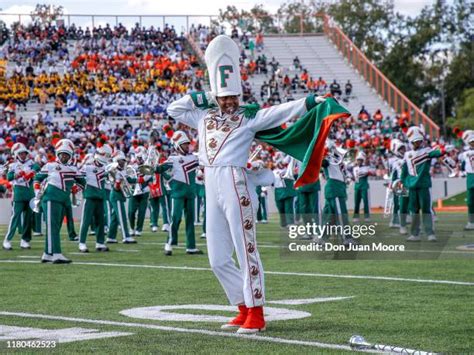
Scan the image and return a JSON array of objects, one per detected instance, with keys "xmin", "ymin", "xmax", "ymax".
[
  {"xmin": 460, "ymin": 147, "xmax": 474, "ymax": 227},
  {"xmin": 107, "ymin": 164, "xmax": 137, "ymax": 243},
  {"xmin": 401, "ymin": 146, "xmax": 441, "ymax": 238},
  {"xmin": 256, "ymin": 185, "xmax": 268, "ymax": 223},
  {"xmin": 149, "ymin": 168, "xmax": 170, "ymax": 232},
  {"xmin": 296, "ymin": 180, "xmax": 320, "ymax": 225},
  {"xmin": 4, "ymin": 157, "xmax": 40, "ymax": 248},
  {"xmin": 194, "ymin": 166, "xmax": 206, "ymax": 234},
  {"xmin": 163, "ymin": 153, "xmax": 200, "ymax": 252},
  {"xmin": 34, "ymin": 158, "xmax": 86, "ymax": 258},
  {"xmin": 353, "ymin": 165, "xmax": 373, "ymax": 220},
  {"xmin": 321, "ymin": 158, "xmax": 350, "ymax": 239},
  {"xmin": 128, "ymin": 162, "xmax": 152, "ymax": 235},
  {"xmin": 78, "ymin": 161, "xmax": 108, "ymax": 249},
  {"xmin": 273, "ymin": 167, "xmax": 296, "ymax": 228}
]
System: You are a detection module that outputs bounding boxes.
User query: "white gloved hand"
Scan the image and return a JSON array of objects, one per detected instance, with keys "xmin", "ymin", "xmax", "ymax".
[
  {"xmin": 444, "ymin": 144, "xmax": 455, "ymax": 153},
  {"xmin": 205, "ymin": 92, "xmax": 218, "ymax": 107},
  {"xmin": 315, "ymin": 95, "xmax": 327, "ymax": 104}
]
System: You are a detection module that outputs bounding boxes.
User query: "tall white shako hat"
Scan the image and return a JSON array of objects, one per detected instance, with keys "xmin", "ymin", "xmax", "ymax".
[
  {"xmin": 406, "ymin": 126, "xmax": 425, "ymax": 143},
  {"xmin": 205, "ymin": 35, "xmax": 242, "ymax": 98}
]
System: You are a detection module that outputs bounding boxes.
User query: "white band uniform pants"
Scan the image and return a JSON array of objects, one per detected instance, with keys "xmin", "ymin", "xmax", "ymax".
[{"xmin": 205, "ymin": 166, "xmax": 265, "ymax": 307}]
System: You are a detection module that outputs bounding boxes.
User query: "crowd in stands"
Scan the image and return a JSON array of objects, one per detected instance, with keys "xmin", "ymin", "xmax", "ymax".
[
  {"xmin": 0, "ymin": 21, "xmax": 458, "ymax": 196},
  {"xmin": 1, "ymin": 22, "xmax": 202, "ymax": 117}
]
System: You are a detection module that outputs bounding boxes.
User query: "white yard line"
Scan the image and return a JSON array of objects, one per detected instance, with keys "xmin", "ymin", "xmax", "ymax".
[
  {"xmin": 0, "ymin": 311, "xmax": 377, "ymax": 352},
  {"xmin": 25, "ymin": 239, "xmax": 474, "ymax": 253},
  {"xmin": 1, "ymin": 260, "xmax": 473, "ymax": 286},
  {"xmin": 268, "ymin": 297, "xmax": 354, "ymax": 305}
]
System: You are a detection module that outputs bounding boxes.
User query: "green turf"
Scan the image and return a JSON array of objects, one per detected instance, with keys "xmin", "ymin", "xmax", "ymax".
[
  {"xmin": 0, "ymin": 213, "xmax": 473, "ymax": 354},
  {"xmin": 442, "ymin": 191, "xmax": 468, "ymax": 206}
]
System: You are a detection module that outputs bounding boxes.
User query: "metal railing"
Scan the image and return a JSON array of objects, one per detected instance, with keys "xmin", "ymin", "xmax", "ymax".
[
  {"xmin": 0, "ymin": 13, "xmax": 217, "ymax": 33},
  {"xmin": 320, "ymin": 14, "xmax": 440, "ymax": 138}
]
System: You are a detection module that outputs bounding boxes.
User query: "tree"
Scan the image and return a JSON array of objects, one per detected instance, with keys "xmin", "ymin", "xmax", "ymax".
[
  {"xmin": 276, "ymin": 1, "xmax": 318, "ymax": 34},
  {"xmin": 447, "ymin": 88, "xmax": 474, "ymax": 130},
  {"xmin": 30, "ymin": 4, "xmax": 64, "ymax": 26},
  {"xmin": 218, "ymin": 5, "xmax": 276, "ymax": 34},
  {"xmin": 328, "ymin": 0, "xmax": 393, "ymax": 63}
]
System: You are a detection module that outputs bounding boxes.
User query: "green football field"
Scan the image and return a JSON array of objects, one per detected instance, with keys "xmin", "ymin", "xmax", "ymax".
[{"xmin": 0, "ymin": 213, "xmax": 473, "ymax": 354}]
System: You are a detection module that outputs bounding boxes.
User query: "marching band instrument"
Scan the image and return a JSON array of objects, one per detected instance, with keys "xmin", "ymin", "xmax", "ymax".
[
  {"xmin": 349, "ymin": 335, "xmax": 434, "ymax": 355},
  {"xmin": 127, "ymin": 166, "xmax": 144, "ymax": 196},
  {"xmin": 392, "ymin": 181, "xmax": 409, "ymax": 197},
  {"xmin": 282, "ymin": 157, "xmax": 296, "ymax": 179},
  {"xmin": 327, "ymin": 146, "xmax": 348, "ymax": 165},
  {"xmin": 106, "ymin": 162, "xmax": 134, "ymax": 198},
  {"xmin": 71, "ymin": 188, "xmax": 82, "ymax": 208},
  {"xmin": 441, "ymin": 156, "xmax": 457, "ymax": 178},
  {"xmin": 248, "ymin": 145, "xmax": 263, "ymax": 163},
  {"xmin": 29, "ymin": 180, "xmax": 47, "ymax": 213},
  {"xmin": 383, "ymin": 182, "xmax": 394, "ymax": 218},
  {"xmin": 137, "ymin": 146, "xmax": 161, "ymax": 176},
  {"xmin": 0, "ymin": 163, "xmax": 8, "ymax": 176}
]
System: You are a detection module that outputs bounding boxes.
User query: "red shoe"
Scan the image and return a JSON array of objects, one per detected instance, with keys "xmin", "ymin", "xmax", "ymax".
[
  {"xmin": 221, "ymin": 305, "xmax": 248, "ymax": 330},
  {"xmin": 237, "ymin": 306, "xmax": 266, "ymax": 334}
]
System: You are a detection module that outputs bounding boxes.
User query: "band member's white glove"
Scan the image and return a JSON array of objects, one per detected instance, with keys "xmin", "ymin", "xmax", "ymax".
[
  {"xmin": 205, "ymin": 92, "xmax": 218, "ymax": 107},
  {"xmin": 444, "ymin": 144, "xmax": 455, "ymax": 153},
  {"xmin": 315, "ymin": 95, "xmax": 327, "ymax": 104}
]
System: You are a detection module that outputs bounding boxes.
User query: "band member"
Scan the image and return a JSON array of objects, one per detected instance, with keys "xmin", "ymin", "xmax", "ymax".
[
  {"xmin": 78, "ymin": 144, "xmax": 112, "ymax": 252},
  {"xmin": 321, "ymin": 141, "xmax": 353, "ymax": 244},
  {"xmin": 32, "ymin": 148, "xmax": 48, "ymax": 236},
  {"xmin": 3, "ymin": 143, "xmax": 40, "ymax": 250},
  {"xmin": 460, "ymin": 130, "xmax": 474, "ymax": 230},
  {"xmin": 104, "ymin": 165, "xmax": 113, "ymax": 234},
  {"xmin": 128, "ymin": 147, "xmax": 152, "ymax": 236},
  {"xmin": 296, "ymin": 158, "xmax": 321, "ymax": 225},
  {"xmin": 106, "ymin": 151, "xmax": 137, "ymax": 244},
  {"xmin": 65, "ymin": 188, "xmax": 79, "ymax": 241},
  {"xmin": 273, "ymin": 156, "xmax": 296, "ymax": 228},
  {"xmin": 149, "ymin": 155, "xmax": 171, "ymax": 233},
  {"xmin": 34, "ymin": 139, "xmax": 86, "ymax": 263},
  {"xmin": 389, "ymin": 139, "xmax": 409, "ymax": 234},
  {"xmin": 254, "ymin": 151, "xmax": 269, "ymax": 224},
  {"xmin": 399, "ymin": 126, "xmax": 447, "ymax": 242},
  {"xmin": 163, "ymin": 131, "xmax": 203, "ymax": 256},
  {"xmin": 167, "ymin": 35, "xmax": 332, "ymax": 333},
  {"xmin": 352, "ymin": 151, "xmax": 374, "ymax": 222}
]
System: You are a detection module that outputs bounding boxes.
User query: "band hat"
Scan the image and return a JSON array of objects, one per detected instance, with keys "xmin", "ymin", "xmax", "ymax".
[{"xmin": 205, "ymin": 35, "xmax": 242, "ymax": 98}]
